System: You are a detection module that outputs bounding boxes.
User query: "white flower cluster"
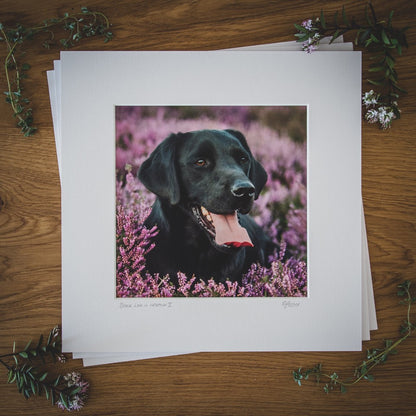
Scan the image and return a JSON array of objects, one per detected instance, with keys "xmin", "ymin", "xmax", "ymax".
[
  {"xmin": 362, "ymin": 90, "xmax": 380, "ymax": 107},
  {"xmin": 362, "ymin": 90, "xmax": 397, "ymax": 129}
]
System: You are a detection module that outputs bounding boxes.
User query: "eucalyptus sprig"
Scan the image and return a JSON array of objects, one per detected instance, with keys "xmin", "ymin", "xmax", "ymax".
[
  {"xmin": 293, "ymin": 280, "xmax": 415, "ymax": 393},
  {"xmin": 0, "ymin": 326, "xmax": 89, "ymax": 411},
  {"xmin": 0, "ymin": 7, "xmax": 113, "ymax": 136},
  {"xmin": 294, "ymin": 2, "xmax": 409, "ymax": 129}
]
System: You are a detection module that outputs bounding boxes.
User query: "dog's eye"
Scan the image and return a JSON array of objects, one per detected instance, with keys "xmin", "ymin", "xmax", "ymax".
[
  {"xmin": 240, "ymin": 156, "xmax": 249, "ymax": 164},
  {"xmin": 194, "ymin": 159, "xmax": 207, "ymax": 167}
]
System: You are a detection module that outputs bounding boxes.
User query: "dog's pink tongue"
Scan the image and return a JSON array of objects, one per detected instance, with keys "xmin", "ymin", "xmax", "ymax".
[{"xmin": 209, "ymin": 211, "xmax": 253, "ymax": 248}]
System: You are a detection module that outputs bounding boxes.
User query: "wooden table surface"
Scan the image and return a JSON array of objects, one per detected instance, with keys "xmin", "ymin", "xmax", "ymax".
[{"xmin": 0, "ymin": 0, "xmax": 415, "ymax": 415}]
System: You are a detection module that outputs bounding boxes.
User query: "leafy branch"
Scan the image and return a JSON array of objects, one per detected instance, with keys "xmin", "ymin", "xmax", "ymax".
[
  {"xmin": 0, "ymin": 7, "xmax": 113, "ymax": 136},
  {"xmin": 0, "ymin": 326, "xmax": 89, "ymax": 411},
  {"xmin": 294, "ymin": 2, "xmax": 409, "ymax": 129},
  {"xmin": 293, "ymin": 280, "xmax": 415, "ymax": 393}
]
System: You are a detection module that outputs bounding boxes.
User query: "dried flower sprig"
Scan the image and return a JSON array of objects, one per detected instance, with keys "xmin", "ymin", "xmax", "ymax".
[
  {"xmin": 0, "ymin": 326, "xmax": 89, "ymax": 411},
  {"xmin": 293, "ymin": 280, "xmax": 415, "ymax": 393},
  {"xmin": 294, "ymin": 3, "xmax": 409, "ymax": 129},
  {"xmin": 0, "ymin": 7, "xmax": 113, "ymax": 136}
]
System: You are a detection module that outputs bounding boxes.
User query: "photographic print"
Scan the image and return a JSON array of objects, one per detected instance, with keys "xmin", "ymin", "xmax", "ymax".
[
  {"xmin": 116, "ymin": 106, "xmax": 307, "ymax": 298},
  {"xmin": 61, "ymin": 51, "xmax": 362, "ymax": 353}
]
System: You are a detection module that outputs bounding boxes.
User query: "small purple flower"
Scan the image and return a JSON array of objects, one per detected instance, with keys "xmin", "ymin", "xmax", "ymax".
[
  {"xmin": 177, "ymin": 272, "xmax": 197, "ymax": 296},
  {"xmin": 301, "ymin": 19, "xmax": 313, "ymax": 30},
  {"xmin": 302, "ymin": 32, "xmax": 320, "ymax": 53},
  {"xmin": 56, "ymin": 372, "xmax": 89, "ymax": 412},
  {"xmin": 242, "ymin": 245, "xmax": 307, "ymax": 297}
]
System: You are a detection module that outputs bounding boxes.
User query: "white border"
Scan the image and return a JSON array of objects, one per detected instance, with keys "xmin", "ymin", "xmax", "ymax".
[{"xmin": 61, "ymin": 51, "xmax": 362, "ymax": 353}]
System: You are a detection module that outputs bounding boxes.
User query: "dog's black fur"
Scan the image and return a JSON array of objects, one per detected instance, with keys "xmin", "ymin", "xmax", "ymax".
[{"xmin": 138, "ymin": 129, "xmax": 276, "ymax": 284}]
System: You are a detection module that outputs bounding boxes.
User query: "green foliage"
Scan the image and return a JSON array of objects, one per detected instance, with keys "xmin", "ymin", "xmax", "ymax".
[
  {"xmin": 0, "ymin": 7, "xmax": 113, "ymax": 137},
  {"xmin": 0, "ymin": 327, "xmax": 88, "ymax": 411},
  {"xmin": 294, "ymin": 3, "xmax": 408, "ymax": 129},
  {"xmin": 293, "ymin": 280, "xmax": 415, "ymax": 393}
]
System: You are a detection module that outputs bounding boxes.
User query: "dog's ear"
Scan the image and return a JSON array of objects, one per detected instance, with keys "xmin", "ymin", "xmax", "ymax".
[
  {"xmin": 225, "ymin": 129, "xmax": 267, "ymax": 199},
  {"xmin": 138, "ymin": 133, "xmax": 181, "ymax": 205}
]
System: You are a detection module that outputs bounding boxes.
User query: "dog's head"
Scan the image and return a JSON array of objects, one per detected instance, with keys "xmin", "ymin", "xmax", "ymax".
[{"xmin": 138, "ymin": 129, "xmax": 267, "ymax": 249}]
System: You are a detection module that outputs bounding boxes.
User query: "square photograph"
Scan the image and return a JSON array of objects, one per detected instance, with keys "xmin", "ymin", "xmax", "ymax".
[{"xmin": 115, "ymin": 106, "xmax": 307, "ymax": 297}]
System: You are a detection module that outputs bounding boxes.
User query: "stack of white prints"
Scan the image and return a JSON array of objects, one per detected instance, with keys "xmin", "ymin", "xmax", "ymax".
[{"xmin": 47, "ymin": 39, "xmax": 377, "ymax": 367}]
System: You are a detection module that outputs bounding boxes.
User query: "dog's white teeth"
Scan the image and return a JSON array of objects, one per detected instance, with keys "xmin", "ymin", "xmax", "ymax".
[{"xmin": 201, "ymin": 206, "xmax": 213, "ymax": 223}]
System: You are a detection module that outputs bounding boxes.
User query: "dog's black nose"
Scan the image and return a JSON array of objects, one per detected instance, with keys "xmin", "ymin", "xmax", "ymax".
[{"xmin": 231, "ymin": 181, "xmax": 255, "ymax": 198}]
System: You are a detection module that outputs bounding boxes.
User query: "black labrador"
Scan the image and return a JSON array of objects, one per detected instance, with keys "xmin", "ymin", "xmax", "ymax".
[{"xmin": 138, "ymin": 129, "xmax": 275, "ymax": 284}]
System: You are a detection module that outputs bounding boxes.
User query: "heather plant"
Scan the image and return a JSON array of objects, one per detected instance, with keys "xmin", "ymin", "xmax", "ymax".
[
  {"xmin": 293, "ymin": 280, "xmax": 415, "ymax": 393},
  {"xmin": 242, "ymin": 244, "xmax": 307, "ymax": 297},
  {"xmin": 0, "ymin": 327, "xmax": 89, "ymax": 411},
  {"xmin": 116, "ymin": 176, "xmax": 159, "ymax": 297},
  {"xmin": 115, "ymin": 106, "xmax": 307, "ymax": 297},
  {"xmin": 116, "ymin": 246, "xmax": 307, "ymax": 298},
  {"xmin": 294, "ymin": 4, "xmax": 408, "ymax": 129},
  {"xmin": 0, "ymin": 7, "xmax": 112, "ymax": 136},
  {"xmin": 116, "ymin": 173, "xmax": 307, "ymax": 298}
]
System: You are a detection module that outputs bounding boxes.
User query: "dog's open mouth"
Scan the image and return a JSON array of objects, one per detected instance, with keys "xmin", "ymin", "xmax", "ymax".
[{"xmin": 191, "ymin": 205, "xmax": 253, "ymax": 249}]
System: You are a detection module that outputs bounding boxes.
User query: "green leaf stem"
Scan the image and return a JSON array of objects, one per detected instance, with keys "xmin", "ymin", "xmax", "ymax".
[
  {"xmin": 0, "ymin": 7, "xmax": 113, "ymax": 136},
  {"xmin": 293, "ymin": 280, "xmax": 415, "ymax": 393}
]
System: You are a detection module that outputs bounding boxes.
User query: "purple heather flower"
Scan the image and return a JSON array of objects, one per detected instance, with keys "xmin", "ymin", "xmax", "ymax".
[
  {"xmin": 301, "ymin": 19, "xmax": 313, "ymax": 30},
  {"xmin": 56, "ymin": 372, "xmax": 89, "ymax": 412},
  {"xmin": 116, "ymin": 203, "xmax": 159, "ymax": 297},
  {"xmin": 302, "ymin": 32, "xmax": 320, "ymax": 53},
  {"xmin": 242, "ymin": 244, "xmax": 307, "ymax": 297},
  {"xmin": 177, "ymin": 272, "xmax": 197, "ymax": 296}
]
